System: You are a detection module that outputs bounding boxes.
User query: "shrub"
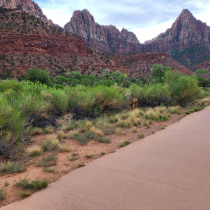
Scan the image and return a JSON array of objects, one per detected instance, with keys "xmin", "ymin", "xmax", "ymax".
[
  {"xmin": 164, "ymin": 70, "xmax": 201, "ymax": 105},
  {"xmin": 78, "ymin": 163, "xmax": 85, "ymax": 168},
  {"xmin": 67, "ymin": 153, "xmax": 80, "ymax": 161},
  {"xmin": 102, "ymin": 127, "xmax": 116, "ymax": 135},
  {"xmin": 0, "ymin": 188, "xmax": 6, "ymax": 200},
  {"xmin": 138, "ymin": 134, "xmax": 145, "ymax": 139},
  {"xmin": 19, "ymin": 191, "xmax": 31, "ymax": 198},
  {"xmin": 59, "ymin": 144, "xmax": 71, "ymax": 153},
  {"xmin": 85, "ymin": 154, "xmax": 93, "ymax": 158},
  {"xmin": 119, "ymin": 140, "xmax": 131, "ymax": 148},
  {"xmin": 0, "ymin": 161, "xmax": 27, "ymax": 173},
  {"xmin": 35, "ymin": 153, "xmax": 58, "ymax": 167},
  {"xmin": 70, "ymin": 131, "xmax": 111, "ymax": 145},
  {"xmin": 23, "ymin": 67, "xmax": 52, "ymax": 86},
  {"xmin": 193, "ymin": 106, "xmax": 204, "ymax": 112},
  {"xmin": 16, "ymin": 176, "xmax": 48, "ymax": 191},
  {"xmin": 185, "ymin": 110, "xmax": 194, "ymax": 115},
  {"xmin": 129, "ymin": 83, "xmax": 171, "ymax": 107},
  {"xmin": 43, "ymin": 167, "xmax": 55, "ymax": 173}
]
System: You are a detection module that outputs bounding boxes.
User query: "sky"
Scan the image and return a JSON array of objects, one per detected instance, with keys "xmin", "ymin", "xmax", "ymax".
[{"xmin": 33, "ymin": 0, "xmax": 210, "ymax": 43}]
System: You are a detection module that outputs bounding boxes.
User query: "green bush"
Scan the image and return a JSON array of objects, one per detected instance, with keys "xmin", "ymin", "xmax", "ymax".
[
  {"xmin": 23, "ymin": 67, "xmax": 52, "ymax": 86},
  {"xmin": 164, "ymin": 70, "xmax": 201, "ymax": 105},
  {"xmin": 129, "ymin": 83, "xmax": 171, "ymax": 107},
  {"xmin": 0, "ymin": 161, "xmax": 27, "ymax": 173},
  {"xmin": 16, "ymin": 176, "xmax": 48, "ymax": 191}
]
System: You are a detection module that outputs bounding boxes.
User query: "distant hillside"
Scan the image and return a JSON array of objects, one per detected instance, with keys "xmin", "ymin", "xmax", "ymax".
[{"xmin": 167, "ymin": 45, "xmax": 210, "ymax": 71}]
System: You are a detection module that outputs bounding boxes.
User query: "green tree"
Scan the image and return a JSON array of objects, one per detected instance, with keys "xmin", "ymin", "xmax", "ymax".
[
  {"xmin": 149, "ymin": 64, "xmax": 172, "ymax": 84},
  {"xmin": 23, "ymin": 67, "xmax": 52, "ymax": 86}
]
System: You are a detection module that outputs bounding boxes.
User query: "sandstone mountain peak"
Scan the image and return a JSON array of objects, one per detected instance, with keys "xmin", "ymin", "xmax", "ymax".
[
  {"xmin": 0, "ymin": 0, "xmax": 58, "ymax": 27},
  {"xmin": 64, "ymin": 9, "xmax": 142, "ymax": 53},
  {"xmin": 144, "ymin": 8, "xmax": 210, "ymax": 52}
]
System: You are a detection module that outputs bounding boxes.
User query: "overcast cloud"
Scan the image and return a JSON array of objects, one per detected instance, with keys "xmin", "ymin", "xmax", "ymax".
[{"xmin": 33, "ymin": 0, "xmax": 210, "ymax": 43}]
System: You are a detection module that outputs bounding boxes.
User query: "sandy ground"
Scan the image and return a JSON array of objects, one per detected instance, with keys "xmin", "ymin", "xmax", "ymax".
[{"xmin": 0, "ymin": 107, "xmax": 189, "ymax": 207}]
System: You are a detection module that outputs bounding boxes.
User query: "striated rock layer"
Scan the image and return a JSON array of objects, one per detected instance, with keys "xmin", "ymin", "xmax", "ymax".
[
  {"xmin": 0, "ymin": 33, "xmax": 87, "ymax": 55},
  {"xmin": 144, "ymin": 9, "xmax": 210, "ymax": 52},
  {"xmin": 0, "ymin": 0, "xmax": 59, "ymax": 27},
  {"xmin": 64, "ymin": 9, "xmax": 142, "ymax": 54}
]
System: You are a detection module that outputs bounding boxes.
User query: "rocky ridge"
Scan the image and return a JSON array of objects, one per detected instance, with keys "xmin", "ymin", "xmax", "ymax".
[
  {"xmin": 111, "ymin": 52, "xmax": 193, "ymax": 78},
  {"xmin": 0, "ymin": 0, "xmax": 59, "ymax": 27},
  {"xmin": 64, "ymin": 9, "xmax": 142, "ymax": 54},
  {"xmin": 144, "ymin": 9, "xmax": 210, "ymax": 52}
]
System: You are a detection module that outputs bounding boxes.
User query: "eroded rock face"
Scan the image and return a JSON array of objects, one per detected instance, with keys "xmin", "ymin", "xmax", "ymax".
[
  {"xmin": 0, "ymin": 0, "xmax": 58, "ymax": 27},
  {"xmin": 144, "ymin": 9, "xmax": 210, "ymax": 52},
  {"xmin": 64, "ymin": 9, "xmax": 142, "ymax": 54},
  {"xmin": 0, "ymin": 33, "xmax": 87, "ymax": 55}
]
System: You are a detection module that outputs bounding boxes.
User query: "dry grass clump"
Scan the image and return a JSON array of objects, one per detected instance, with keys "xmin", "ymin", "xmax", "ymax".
[
  {"xmin": 57, "ymin": 130, "xmax": 67, "ymax": 140},
  {"xmin": 154, "ymin": 106, "xmax": 167, "ymax": 113},
  {"xmin": 144, "ymin": 108, "xmax": 169, "ymax": 122},
  {"xmin": 197, "ymin": 97, "xmax": 210, "ymax": 106},
  {"xmin": 109, "ymin": 115, "xmax": 118, "ymax": 123},
  {"xmin": 78, "ymin": 119, "xmax": 93, "ymax": 132},
  {"xmin": 116, "ymin": 128, "xmax": 125, "ymax": 135},
  {"xmin": 144, "ymin": 120, "xmax": 150, "ymax": 128},
  {"xmin": 132, "ymin": 118, "xmax": 141, "ymax": 126},
  {"xmin": 27, "ymin": 145, "xmax": 43, "ymax": 157},
  {"xmin": 30, "ymin": 128, "xmax": 44, "ymax": 136},
  {"xmin": 124, "ymin": 119, "xmax": 132, "ymax": 128},
  {"xmin": 119, "ymin": 113, "xmax": 129, "ymax": 120},
  {"xmin": 85, "ymin": 154, "xmax": 93, "ymax": 158},
  {"xmin": 94, "ymin": 115, "xmax": 110, "ymax": 128},
  {"xmin": 94, "ymin": 129, "xmax": 104, "ymax": 137},
  {"xmin": 42, "ymin": 135, "xmax": 61, "ymax": 151},
  {"xmin": 44, "ymin": 126, "xmax": 54, "ymax": 134},
  {"xmin": 117, "ymin": 119, "xmax": 125, "ymax": 127},
  {"xmin": 59, "ymin": 144, "xmax": 71, "ymax": 153},
  {"xmin": 48, "ymin": 136, "xmax": 60, "ymax": 150},
  {"xmin": 132, "ymin": 126, "xmax": 137, "ymax": 133},
  {"xmin": 56, "ymin": 113, "xmax": 74, "ymax": 131},
  {"xmin": 168, "ymin": 106, "xmax": 181, "ymax": 114}
]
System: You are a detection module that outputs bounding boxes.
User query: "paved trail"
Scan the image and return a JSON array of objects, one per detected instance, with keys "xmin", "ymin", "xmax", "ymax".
[{"xmin": 2, "ymin": 106, "xmax": 210, "ymax": 210}]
